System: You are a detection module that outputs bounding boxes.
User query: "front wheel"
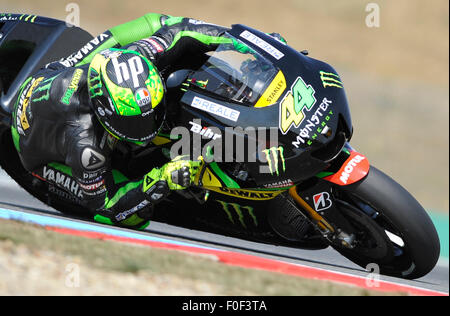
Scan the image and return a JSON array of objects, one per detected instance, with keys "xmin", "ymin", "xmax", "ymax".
[{"xmin": 332, "ymin": 167, "xmax": 440, "ymax": 279}]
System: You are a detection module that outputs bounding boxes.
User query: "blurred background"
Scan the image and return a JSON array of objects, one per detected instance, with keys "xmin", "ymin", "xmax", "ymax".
[{"xmin": 1, "ymin": 0, "xmax": 449, "ymax": 213}]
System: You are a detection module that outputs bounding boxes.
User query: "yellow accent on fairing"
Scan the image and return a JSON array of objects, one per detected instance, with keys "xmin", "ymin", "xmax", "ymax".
[
  {"xmin": 205, "ymin": 187, "xmax": 284, "ymax": 201},
  {"xmin": 151, "ymin": 136, "xmax": 172, "ymax": 145},
  {"xmin": 254, "ymin": 71, "xmax": 286, "ymax": 108},
  {"xmin": 195, "ymin": 167, "xmax": 222, "ymax": 187}
]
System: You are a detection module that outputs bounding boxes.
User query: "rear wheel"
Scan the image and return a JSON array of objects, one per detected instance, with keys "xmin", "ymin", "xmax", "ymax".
[{"xmin": 333, "ymin": 167, "xmax": 440, "ymax": 279}]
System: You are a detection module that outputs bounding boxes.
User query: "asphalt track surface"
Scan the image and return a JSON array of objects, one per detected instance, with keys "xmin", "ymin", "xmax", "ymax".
[{"xmin": 0, "ymin": 168, "xmax": 448, "ymax": 294}]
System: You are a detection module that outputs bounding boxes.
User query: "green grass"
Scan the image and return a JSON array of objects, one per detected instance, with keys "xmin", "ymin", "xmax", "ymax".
[{"xmin": 0, "ymin": 219, "xmax": 403, "ymax": 296}]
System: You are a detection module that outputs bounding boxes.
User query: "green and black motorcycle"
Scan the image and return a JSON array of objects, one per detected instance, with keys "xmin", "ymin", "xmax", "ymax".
[{"xmin": 0, "ymin": 14, "xmax": 440, "ymax": 279}]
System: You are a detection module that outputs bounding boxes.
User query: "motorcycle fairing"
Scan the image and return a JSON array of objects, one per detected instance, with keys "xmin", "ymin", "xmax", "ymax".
[{"xmin": 323, "ymin": 149, "xmax": 370, "ymax": 186}]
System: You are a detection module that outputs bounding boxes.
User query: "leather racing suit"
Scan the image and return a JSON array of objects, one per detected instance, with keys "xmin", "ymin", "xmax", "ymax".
[{"xmin": 11, "ymin": 13, "xmax": 231, "ymax": 229}]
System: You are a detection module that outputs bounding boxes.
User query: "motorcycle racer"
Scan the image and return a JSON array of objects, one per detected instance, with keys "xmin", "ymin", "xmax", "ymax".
[
  {"xmin": 2, "ymin": 12, "xmax": 441, "ymax": 280},
  {"xmin": 10, "ymin": 14, "xmax": 239, "ymax": 229}
]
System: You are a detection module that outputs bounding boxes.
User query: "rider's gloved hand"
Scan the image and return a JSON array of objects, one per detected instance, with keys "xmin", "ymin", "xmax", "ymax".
[{"xmin": 160, "ymin": 156, "xmax": 201, "ymax": 190}]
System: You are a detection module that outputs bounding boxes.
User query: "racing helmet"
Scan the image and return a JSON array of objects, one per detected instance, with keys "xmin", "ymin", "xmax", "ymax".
[{"xmin": 87, "ymin": 48, "xmax": 165, "ymax": 145}]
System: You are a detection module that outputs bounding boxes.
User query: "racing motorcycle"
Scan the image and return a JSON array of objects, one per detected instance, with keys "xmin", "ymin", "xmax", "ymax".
[{"xmin": 0, "ymin": 13, "xmax": 440, "ymax": 279}]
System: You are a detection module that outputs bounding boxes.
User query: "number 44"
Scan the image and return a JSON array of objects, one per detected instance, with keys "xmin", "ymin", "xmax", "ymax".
[{"xmin": 279, "ymin": 77, "xmax": 316, "ymax": 135}]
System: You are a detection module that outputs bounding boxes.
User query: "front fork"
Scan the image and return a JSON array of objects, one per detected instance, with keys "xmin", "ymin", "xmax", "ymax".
[{"xmin": 289, "ymin": 143, "xmax": 371, "ymax": 248}]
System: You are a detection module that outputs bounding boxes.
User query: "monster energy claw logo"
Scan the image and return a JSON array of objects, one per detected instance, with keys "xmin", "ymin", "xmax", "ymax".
[
  {"xmin": 320, "ymin": 71, "xmax": 343, "ymax": 89},
  {"xmin": 32, "ymin": 76, "xmax": 58, "ymax": 102},
  {"xmin": 262, "ymin": 147, "xmax": 286, "ymax": 176},
  {"xmin": 88, "ymin": 69, "xmax": 103, "ymax": 98},
  {"xmin": 216, "ymin": 200, "xmax": 257, "ymax": 228},
  {"xmin": 17, "ymin": 14, "xmax": 38, "ymax": 23}
]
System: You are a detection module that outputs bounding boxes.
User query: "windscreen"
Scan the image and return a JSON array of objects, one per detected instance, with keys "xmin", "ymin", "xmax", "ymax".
[{"xmin": 187, "ymin": 34, "xmax": 278, "ymax": 106}]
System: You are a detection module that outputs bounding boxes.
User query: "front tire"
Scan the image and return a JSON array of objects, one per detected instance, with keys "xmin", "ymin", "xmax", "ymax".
[{"xmin": 333, "ymin": 166, "xmax": 440, "ymax": 279}]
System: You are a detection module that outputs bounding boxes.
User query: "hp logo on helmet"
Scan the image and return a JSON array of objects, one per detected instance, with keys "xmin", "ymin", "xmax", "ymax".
[{"xmin": 111, "ymin": 56, "xmax": 144, "ymax": 88}]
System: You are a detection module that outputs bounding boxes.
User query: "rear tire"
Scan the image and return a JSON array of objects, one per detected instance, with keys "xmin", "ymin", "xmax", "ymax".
[{"xmin": 333, "ymin": 166, "xmax": 440, "ymax": 279}]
